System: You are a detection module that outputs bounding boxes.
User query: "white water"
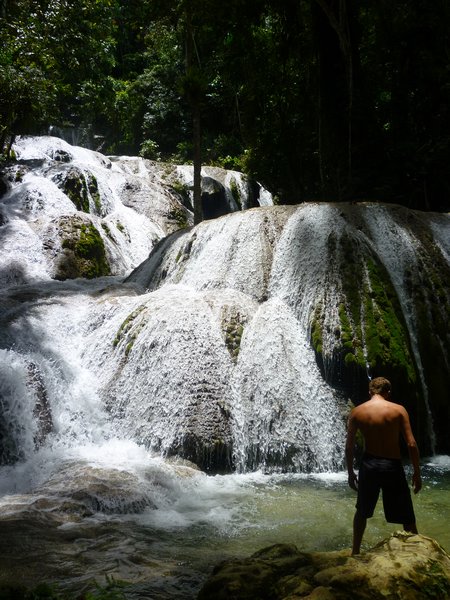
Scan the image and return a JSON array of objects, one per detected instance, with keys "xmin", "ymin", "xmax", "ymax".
[
  {"xmin": 2, "ymin": 138, "xmax": 342, "ymax": 475},
  {"xmin": 363, "ymin": 204, "xmax": 436, "ymax": 450}
]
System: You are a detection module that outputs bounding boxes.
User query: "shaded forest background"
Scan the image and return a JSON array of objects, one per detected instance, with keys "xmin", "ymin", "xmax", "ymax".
[{"xmin": 1, "ymin": 0, "xmax": 450, "ymax": 211}]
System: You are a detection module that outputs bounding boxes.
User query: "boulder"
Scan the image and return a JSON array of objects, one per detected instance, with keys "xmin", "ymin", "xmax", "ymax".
[{"xmin": 197, "ymin": 532, "xmax": 450, "ymax": 599}]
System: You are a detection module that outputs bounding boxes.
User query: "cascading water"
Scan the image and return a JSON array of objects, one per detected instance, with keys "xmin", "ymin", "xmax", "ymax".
[
  {"xmin": 362, "ymin": 204, "xmax": 436, "ymax": 450},
  {"xmin": 1, "ymin": 137, "xmax": 449, "ymax": 597},
  {"xmin": 122, "ymin": 205, "xmax": 348, "ymax": 471}
]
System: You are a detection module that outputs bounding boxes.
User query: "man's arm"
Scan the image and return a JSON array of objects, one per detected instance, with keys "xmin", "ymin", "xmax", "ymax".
[
  {"xmin": 345, "ymin": 412, "xmax": 358, "ymax": 491},
  {"xmin": 400, "ymin": 407, "xmax": 422, "ymax": 494}
]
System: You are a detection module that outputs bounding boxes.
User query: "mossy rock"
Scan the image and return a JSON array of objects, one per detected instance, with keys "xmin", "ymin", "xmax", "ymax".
[
  {"xmin": 311, "ymin": 231, "xmax": 417, "ymax": 395},
  {"xmin": 54, "ymin": 216, "xmax": 110, "ymax": 280},
  {"xmin": 221, "ymin": 310, "xmax": 247, "ymax": 361},
  {"xmin": 198, "ymin": 533, "xmax": 450, "ymax": 600},
  {"xmin": 113, "ymin": 305, "xmax": 146, "ymax": 356},
  {"xmin": 229, "ymin": 177, "xmax": 242, "ymax": 209},
  {"xmin": 53, "ymin": 166, "xmax": 101, "ymax": 214}
]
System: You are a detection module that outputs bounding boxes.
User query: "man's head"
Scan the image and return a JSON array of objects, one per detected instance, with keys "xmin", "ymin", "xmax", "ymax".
[{"xmin": 369, "ymin": 377, "xmax": 392, "ymax": 399}]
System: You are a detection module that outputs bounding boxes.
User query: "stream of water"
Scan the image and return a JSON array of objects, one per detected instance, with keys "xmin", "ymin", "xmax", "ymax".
[{"xmin": 0, "ymin": 449, "xmax": 449, "ymax": 599}]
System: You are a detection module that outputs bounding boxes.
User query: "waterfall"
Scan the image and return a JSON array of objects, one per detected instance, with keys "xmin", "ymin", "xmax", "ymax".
[
  {"xmin": 362, "ymin": 205, "xmax": 436, "ymax": 451},
  {"xmin": 1, "ymin": 137, "xmax": 449, "ymax": 480}
]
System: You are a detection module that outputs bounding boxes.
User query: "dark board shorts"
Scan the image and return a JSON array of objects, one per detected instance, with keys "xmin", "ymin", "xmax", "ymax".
[{"xmin": 356, "ymin": 453, "xmax": 416, "ymax": 524}]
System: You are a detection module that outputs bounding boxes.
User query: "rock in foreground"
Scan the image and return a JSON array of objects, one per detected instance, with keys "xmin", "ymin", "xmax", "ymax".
[{"xmin": 197, "ymin": 532, "xmax": 450, "ymax": 599}]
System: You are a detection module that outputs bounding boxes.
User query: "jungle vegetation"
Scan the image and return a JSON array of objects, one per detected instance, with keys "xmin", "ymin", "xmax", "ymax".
[{"xmin": 1, "ymin": 0, "xmax": 450, "ymax": 212}]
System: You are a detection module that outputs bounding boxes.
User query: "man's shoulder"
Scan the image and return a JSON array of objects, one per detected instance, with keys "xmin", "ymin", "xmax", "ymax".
[
  {"xmin": 350, "ymin": 402, "xmax": 370, "ymax": 422},
  {"xmin": 352, "ymin": 398, "xmax": 406, "ymax": 419}
]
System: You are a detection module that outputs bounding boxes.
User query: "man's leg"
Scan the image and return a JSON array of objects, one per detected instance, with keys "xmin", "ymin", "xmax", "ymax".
[
  {"xmin": 352, "ymin": 510, "xmax": 367, "ymax": 555},
  {"xmin": 403, "ymin": 522, "xmax": 418, "ymax": 534}
]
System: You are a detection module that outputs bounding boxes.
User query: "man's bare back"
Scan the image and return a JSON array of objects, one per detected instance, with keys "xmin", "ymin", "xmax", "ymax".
[
  {"xmin": 347, "ymin": 390, "xmax": 421, "ymax": 489},
  {"xmin": 350, "ymin": 395, "xmax": 409, "ymax": 459}
]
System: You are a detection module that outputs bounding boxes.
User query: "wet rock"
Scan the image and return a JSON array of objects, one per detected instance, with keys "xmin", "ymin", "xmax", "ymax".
[
  {"xmin": 0, "ymin": 175, "xmax": 8, "ymax": 198},
  {"xmin": 41, "ymin": 464, "xmax": 158, "ymax": 515},
  {"xmin": 51, "ymin": 165, "xmax": 100, "ymax": 214},
  {"xmin": 51, "ymin": 215, "xmax": 111, "ymax": 279},
  {"xmin": 198, "ymin": 533, "xmax": 450, "ymax": 599},
  {"xmin": 27, "ymin": 362, "xmax": 53, "ymax": 448}
]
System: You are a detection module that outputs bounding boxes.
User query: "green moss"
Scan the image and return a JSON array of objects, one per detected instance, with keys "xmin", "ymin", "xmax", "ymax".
[
  {"xmin": 61, "ymin": 170, "xmax": 101, "ymax": 214},
  {"xmin": 77, "ymin": 224, "xmax": 110, "ymax": 277},
  {"xmin": 222, "ymin": 312, "xmax": 247, "ymax": 361},
  {"xmin": 415, "ymin": 560, "xmax": 450, "ymax": 598},
  {"xmin": 168, "ymin": 205, "xmax": 188, "ymax": 229},
  {"xmin": 87, "ymin": 174, "xmax": 101, "ymax": 214},
  {"xmin": 328, "ymin": 233, "xmax": 416, "ymax": 382},
  {"xmin": 62, "ymin": 222, "xmax": 110, "ymax": 279},
  {"xmin": 308, "ymin": 230, "xmax": 418, "ymax": 402},
  {"xmin": 311, "ymin": 304, "xmax": 324, "ymax": 354},
  {"xmin": 113, "ymin": 305, "xmax": 146, "ymax": 353},
  {"xmin": 229, "ymin": 178, "xmax": 242, "ymax": 210},
  {"xmin": 101, "ymin": 222, "xmax": 113, "ymax": 239},
  {"xmin": 363, "ymin": 258, "xmax": 416, "ymax": 382},
  {"xmin": 63, "ymin": 172, "xmax": 89, "ymax": 212}
]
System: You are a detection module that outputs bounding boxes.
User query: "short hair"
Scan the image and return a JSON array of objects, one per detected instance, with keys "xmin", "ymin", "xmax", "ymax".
[{"xmin": 369, "ymin": 377, "xmax": 391, "ymax": 397}]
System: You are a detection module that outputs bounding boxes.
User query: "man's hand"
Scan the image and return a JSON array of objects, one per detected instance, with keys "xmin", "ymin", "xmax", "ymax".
[
  {"xmin": 412, "ymin": 472, "xmax": 422, "ymax": 494},
  {"xmin": 348, "ymin": 471, "xmax": 358, "ymax": 491}
]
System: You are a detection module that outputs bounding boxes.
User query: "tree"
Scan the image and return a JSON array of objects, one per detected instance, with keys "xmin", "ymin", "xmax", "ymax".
[
  {"xmin": 0, "ymin": 0, "xmax": 118, "ymax": 153},
  {"xmin": 313, "ymin": 0, "xmax": 355, "ymax": 198},
  {"xmin": 2, "ymin": 0, "xmax": 450, "ymax": 211}
]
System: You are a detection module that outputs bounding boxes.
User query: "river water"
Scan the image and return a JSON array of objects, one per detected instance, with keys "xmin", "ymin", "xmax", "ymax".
[{"xmin": 0, "ymin": 448, "xmax": 448, "ymax": 599}]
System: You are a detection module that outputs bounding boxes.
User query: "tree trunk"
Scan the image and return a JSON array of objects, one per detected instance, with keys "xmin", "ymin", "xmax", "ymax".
[
  {"xmin": 192, "ymin": 105, "xmax": 202, "ymax": 225},
  {"xmin": 185, "ymin": 6, "xmax": 203, "ymax": 225}
]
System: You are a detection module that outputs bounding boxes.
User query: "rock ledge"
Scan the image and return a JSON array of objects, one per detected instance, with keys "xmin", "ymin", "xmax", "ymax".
[{"xmin": 198, "ymin": 532, "xmax": 450, "ymax": 599}]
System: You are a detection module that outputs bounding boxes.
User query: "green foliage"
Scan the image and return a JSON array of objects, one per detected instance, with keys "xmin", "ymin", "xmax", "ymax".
[
  {"xmin": 139, "ymin": 139, "xmax": 160, "ymax": 160},
  {"xmin": 1, "ymin": 0, "xmax": 450, "ymax": 210},
  {"xmin": 1, "ymin": 0, "xmax": 119, "ymax": 149}
]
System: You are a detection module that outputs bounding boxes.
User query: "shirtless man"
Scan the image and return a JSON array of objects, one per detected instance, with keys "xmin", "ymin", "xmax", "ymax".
[{"xmin": 345, "ymin": 377, "xmax": 422, "ymax": 555}]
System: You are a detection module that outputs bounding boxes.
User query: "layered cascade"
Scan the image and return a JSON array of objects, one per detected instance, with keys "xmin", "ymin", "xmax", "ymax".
[{"xmin": 0, "ymin": 137, "xmax": 449, "ymax": 475}]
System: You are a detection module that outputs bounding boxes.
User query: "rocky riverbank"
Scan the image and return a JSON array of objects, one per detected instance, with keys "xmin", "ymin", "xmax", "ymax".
[{"xmin": 198, "ymin": 532, "xmax": 450, "ymax": 599}]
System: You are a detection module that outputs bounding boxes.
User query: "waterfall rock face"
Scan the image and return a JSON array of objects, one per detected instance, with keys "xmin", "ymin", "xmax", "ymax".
[
  {"xmin": 126, "ymin": 203, "xmax": 450, "ymax": 459},
  {"xmin": 0, "ymin": 136, "xmax": 268, "ymax": 286},
  {"xmin": 0, "ymin": 136, "xmax": 449, "ymax": 472}
]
